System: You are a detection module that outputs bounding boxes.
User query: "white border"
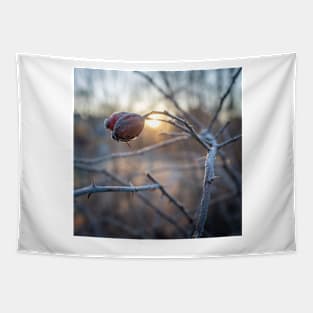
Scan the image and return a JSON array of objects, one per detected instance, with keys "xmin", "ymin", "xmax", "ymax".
[{"xmin": 17, "ymin": 53, "xmax": 296, "ymax": 258}]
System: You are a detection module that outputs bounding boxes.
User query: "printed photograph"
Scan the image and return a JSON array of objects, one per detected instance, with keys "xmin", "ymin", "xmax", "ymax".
[{"xmin": 74, "ymin": 67, "xmax": 242, "ymax": 239}]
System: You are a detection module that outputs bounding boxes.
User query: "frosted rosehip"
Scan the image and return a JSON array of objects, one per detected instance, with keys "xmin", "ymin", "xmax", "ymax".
[
  {"xmin": 111, "ymin": 113, "xmax": 145, "ymax": 142},
  {"xmin": 104, "ymin": 112, "xmax": 128, "ymax": 131}
]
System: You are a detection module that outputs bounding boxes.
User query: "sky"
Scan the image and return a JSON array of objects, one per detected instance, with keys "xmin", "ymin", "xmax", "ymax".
[{"xmin": 74, "ymin": 67, "xmax": 242, "ymax": 117}]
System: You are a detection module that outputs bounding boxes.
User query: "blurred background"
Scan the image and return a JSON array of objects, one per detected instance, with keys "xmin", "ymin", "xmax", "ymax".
[{"xmin": 74, "ymin": 68, "xmax": 242, "ymax": 239}]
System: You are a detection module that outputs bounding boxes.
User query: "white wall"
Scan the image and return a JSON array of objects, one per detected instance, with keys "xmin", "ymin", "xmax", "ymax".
[{"xmin": 0, "ymin": 1, "xmax": 311, "ymax": 312}]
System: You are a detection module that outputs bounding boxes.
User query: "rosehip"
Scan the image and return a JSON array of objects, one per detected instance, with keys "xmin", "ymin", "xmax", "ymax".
[
  {"xmin": 104, "ymin": 112, "xmax": 128, "ymax": 131},
  {"xmin": 111, "ymin": 113, "xmax": 145, "ymax": 142}
]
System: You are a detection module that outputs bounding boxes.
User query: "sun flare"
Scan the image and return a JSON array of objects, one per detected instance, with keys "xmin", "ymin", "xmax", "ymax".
[{"xmin": 145, "ymin": 114, "xmax": 162, "ymax": 128}]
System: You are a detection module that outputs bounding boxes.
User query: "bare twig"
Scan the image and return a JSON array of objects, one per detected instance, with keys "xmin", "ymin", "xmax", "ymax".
[
  {"xmin": 135, "ymin": 71, "xmax": 203, "ymax": 129},
  {"xmin": 218, "ymin": 134, "xmax": 242, "ymax": 148},
  {"xmin": 209, "ymin": 68, "xmax": 242, "ymax": 130},
  {"xmin": 136, "ymin": 192, "xmax": 188, "ymax": 237},
  {"xmin": 159, "ymin": 71, "xmax": 173, "ymax": 93},
  {"xmin": 159, "ymin": 131, "xmax": 186, "ymax": 137},
  {"xmin": 146, "ymin": 173, "xmax": 194, "ymax": 225},
  {"xmin": 144, "ymin": 110, "xmax": 210, "ymax": 151},
  {"xmin": 145, "ymin": 116, "xmax": 189, "ymax": 133},
  {"xmin": 74, "ymin": 183, "xmax": 160, "ymax": 198},
  {"xmin": 75, "ymin": 135, "xmax": 189, "ymax": 165},
  {"xmin": 218, "ymin": 150, "xmax": 241, "ymax": 192},
  {"xmin": 215, "ymin": 121, "xmax": 231, "ymax": 139}
]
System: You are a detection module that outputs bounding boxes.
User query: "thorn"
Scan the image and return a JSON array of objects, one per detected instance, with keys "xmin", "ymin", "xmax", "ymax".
[
  {"xmin": 208, "ymin": 176, "xmax": 219, "ymax": 184},
  {"xmin": 129, "ymin": 181, "xmax": 135, "ymax": 199},
  {"xmin": 88, "ymin": 176, "xmax": 96, "ymax": 199}
]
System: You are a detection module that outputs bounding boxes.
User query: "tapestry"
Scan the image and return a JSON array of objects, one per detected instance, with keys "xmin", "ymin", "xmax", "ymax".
[{"xmin": 17, "ymin": 53, "xmax": 295, "ymax": 257}]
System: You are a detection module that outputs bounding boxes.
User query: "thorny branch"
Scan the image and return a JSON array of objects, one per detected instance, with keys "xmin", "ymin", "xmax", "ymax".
[
  {"xmin": 146, "ymin": 173, "xmax": 194, "ymax": 225},
  {"xmin": 74, "ymin": 183, "xmax": 161, "ymax": 198},
  {"xmin": 191, "ymin": 131, "xmax": 241, "ymax": 237},
  {"xmin": 75, "ymin": 164, "xmax": 188, "ymax": 236},
  {"xmin": 143, "ymin": 110, "xmax": 210, "ymax": 151},
  {"xmin": 192, "ymin": 139, "xmax": 218, "ymax": 237}
]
